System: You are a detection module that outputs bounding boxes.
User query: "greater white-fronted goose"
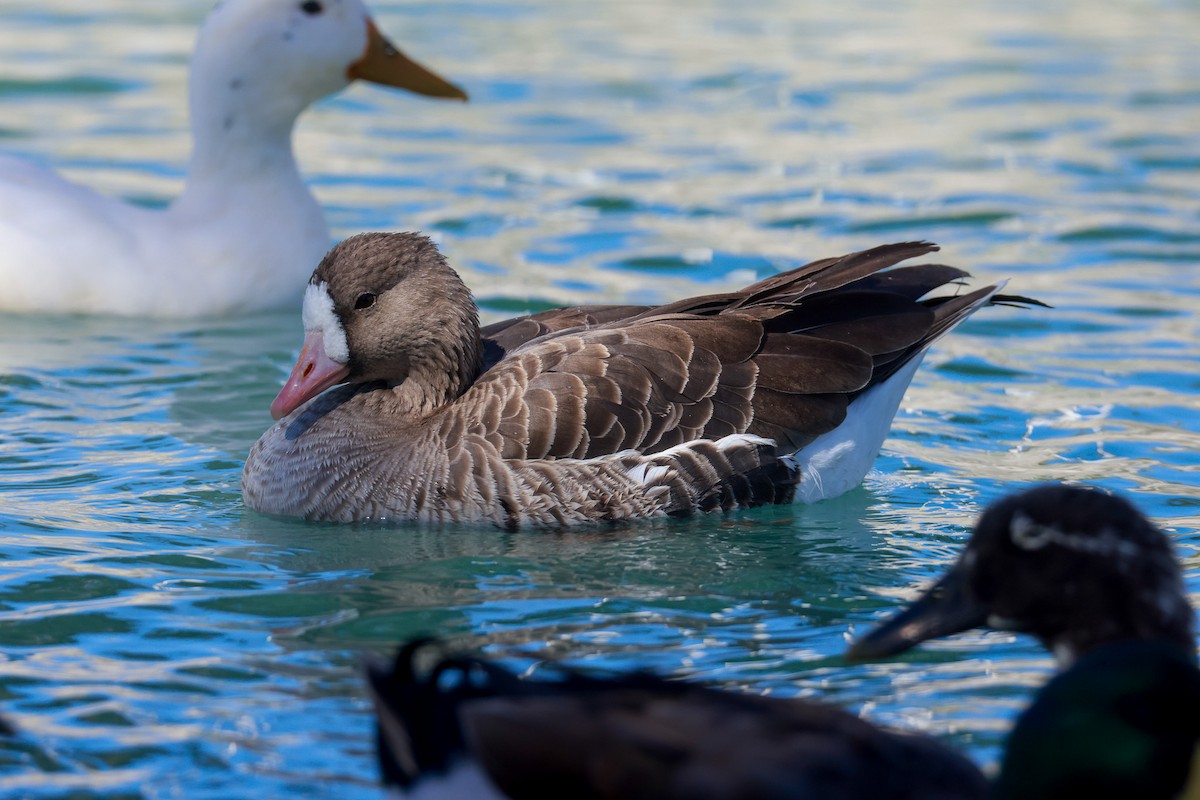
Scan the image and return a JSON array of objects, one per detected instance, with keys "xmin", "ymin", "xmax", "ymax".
[
  {"xmin": 0, "ymin": 0, "xmax": 465, "ymax": 317},
  {"xmin": 365, "ymin": 639, "xmax": 988, "ymax": 800},
  {"xmin": 242, "ymin": 232, "xmax": 1038, "ymax": 527}
]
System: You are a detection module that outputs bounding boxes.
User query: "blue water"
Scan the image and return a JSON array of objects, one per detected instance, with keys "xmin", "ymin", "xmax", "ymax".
[{"xmin": 2, "ymin": 0, "xmax": 1199, "ymax": 796}]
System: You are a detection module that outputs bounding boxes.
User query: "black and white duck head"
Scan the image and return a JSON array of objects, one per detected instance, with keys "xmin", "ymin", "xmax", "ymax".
[
  {"xmin": 848, "ymin": 483, "xmax": 1195, "ymax": 666},
  {"xmin": 190, "ymin": 0, "xmax": 466, "ymax": 141}
]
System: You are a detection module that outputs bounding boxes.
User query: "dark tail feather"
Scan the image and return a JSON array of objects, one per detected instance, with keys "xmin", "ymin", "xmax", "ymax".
[
  {"xmin": 992, "ymin": 292, "xmax": 1051, "ymax": 309},
  {"xmin": 733, "ymin": 241, "xmax": 943, "ymax": 309}
]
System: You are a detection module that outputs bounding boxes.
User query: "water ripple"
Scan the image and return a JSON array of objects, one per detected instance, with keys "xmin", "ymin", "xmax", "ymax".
[{"xmin": 1, "ymin": 0, "xmax": 1199, "ymax": 796}]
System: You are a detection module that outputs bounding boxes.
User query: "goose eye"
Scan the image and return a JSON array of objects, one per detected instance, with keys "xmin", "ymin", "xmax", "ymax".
[
  {"xmin": 300, "ymin": 1, "xmax": 324, "ymax": 15},
  {"xmin": 354, "ymin": 292, "xmax": 377, "ymax": 310}
]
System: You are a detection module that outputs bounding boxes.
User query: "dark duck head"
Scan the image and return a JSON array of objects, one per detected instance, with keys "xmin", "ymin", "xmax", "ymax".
[
  {"xmin": 848, "ymin": 484, "xmax": 1200, "ymax": 800},
  {"xmin": 848, "ymin": 483, "xmax": 1195, "ymax": 666}
]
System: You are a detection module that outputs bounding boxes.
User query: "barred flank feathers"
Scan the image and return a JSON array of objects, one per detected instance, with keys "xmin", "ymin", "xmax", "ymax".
[{"xmin": 632, "ymin": 434, "xmax": 800, "ymax": 517}]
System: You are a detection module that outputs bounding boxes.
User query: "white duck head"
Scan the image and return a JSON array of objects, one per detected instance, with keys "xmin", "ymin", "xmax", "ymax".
[
  {"xmin": 0, "ymin": 0, "xmax": 466, "ymax": 317},
  {"xmin": 185, "ymin": 0, "xmax": 466, "ymax": 178}
]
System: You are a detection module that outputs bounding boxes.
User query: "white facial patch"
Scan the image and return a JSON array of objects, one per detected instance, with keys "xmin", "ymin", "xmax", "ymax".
[
  {"xmin": 1051, "ymin": 641, "xmax": 1078, "ymax": 668},
  {"xmin": 302, "ymin": 282, "xmax": 349, "ymax": 363},
  {"xmin": 1009, "ymin": 511, "xmax": 1139, "ymax": 557}
]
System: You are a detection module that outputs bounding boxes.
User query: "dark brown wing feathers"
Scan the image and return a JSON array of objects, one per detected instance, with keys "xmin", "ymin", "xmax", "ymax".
[
  {"xmin": 469, "ymin": 242, "xmax": 1019, "ymax": 462},
  {"xmin": 481, "ymin": 304, "xmax": 653, "ymax": 367},
  {"xmin": 755, "ymin": 335, "xmax": 872, "ymax": 394}
]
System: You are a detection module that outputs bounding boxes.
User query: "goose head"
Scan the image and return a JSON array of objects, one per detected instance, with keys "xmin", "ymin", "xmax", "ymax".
[
  {"xmin": 270, "ymin": 232, "xmax": 483, "ymax": 420},
  {"xmin": 188, "ymin": 0, "xmax": 465, "ymax": 147},
  {"xmin": 848, "ymin": 484, "xmax": 1195, "ymax": 666}
]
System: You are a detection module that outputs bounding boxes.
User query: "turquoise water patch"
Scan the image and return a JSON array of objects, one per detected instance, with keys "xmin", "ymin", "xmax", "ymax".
[{"xmin": 1, "ymin": 0, "xmax": 1199, "ymax": 797}]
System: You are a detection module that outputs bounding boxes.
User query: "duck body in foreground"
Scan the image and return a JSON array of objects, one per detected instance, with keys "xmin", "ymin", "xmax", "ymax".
[
  {"xmin": 0, "ymin": 0, "xmax": 465, "ymax": 317},
  {"xmin": 367, "ymin": 637, "xmax": 1200, "ymax": 800},
  {"xmin": 243, "ymin": 232, "xmax": 1038, "ymax": 527},
  {"xmin": 366, "ymin": 640, "xmax": 987, "ymax": 800}
]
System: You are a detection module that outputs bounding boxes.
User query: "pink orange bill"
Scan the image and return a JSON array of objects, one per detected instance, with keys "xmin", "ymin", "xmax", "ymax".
[{"xmin": 270, "ymin": 331, "xmax": 351, "ymax": 420}]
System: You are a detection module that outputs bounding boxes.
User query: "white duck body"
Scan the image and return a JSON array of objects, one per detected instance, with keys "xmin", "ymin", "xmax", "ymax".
[{"xmin": 0, "ymin": 0, "xmax": 464, "ymax": 317}]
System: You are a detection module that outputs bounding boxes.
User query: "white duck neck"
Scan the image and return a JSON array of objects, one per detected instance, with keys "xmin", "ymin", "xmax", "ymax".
[{"xmin": 179, "ymin": 67, "xmax": 309, "ymax": 201}]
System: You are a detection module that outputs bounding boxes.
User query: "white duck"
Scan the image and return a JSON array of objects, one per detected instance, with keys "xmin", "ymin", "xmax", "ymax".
[{"xmin": 0, "ymin": 0, "xmax": 465, "ymax": 318}]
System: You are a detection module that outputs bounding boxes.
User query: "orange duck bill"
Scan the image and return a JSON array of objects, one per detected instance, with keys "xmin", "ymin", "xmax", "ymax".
[{"xmin": 348, "ymin": 19, "xmax": 467, "ymax": 101}]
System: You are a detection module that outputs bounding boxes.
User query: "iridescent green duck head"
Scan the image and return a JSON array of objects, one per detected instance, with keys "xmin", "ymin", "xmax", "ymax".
[{"xmin": 993, "ymin": 639, "xmax": 1200, "ymax": 800}]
